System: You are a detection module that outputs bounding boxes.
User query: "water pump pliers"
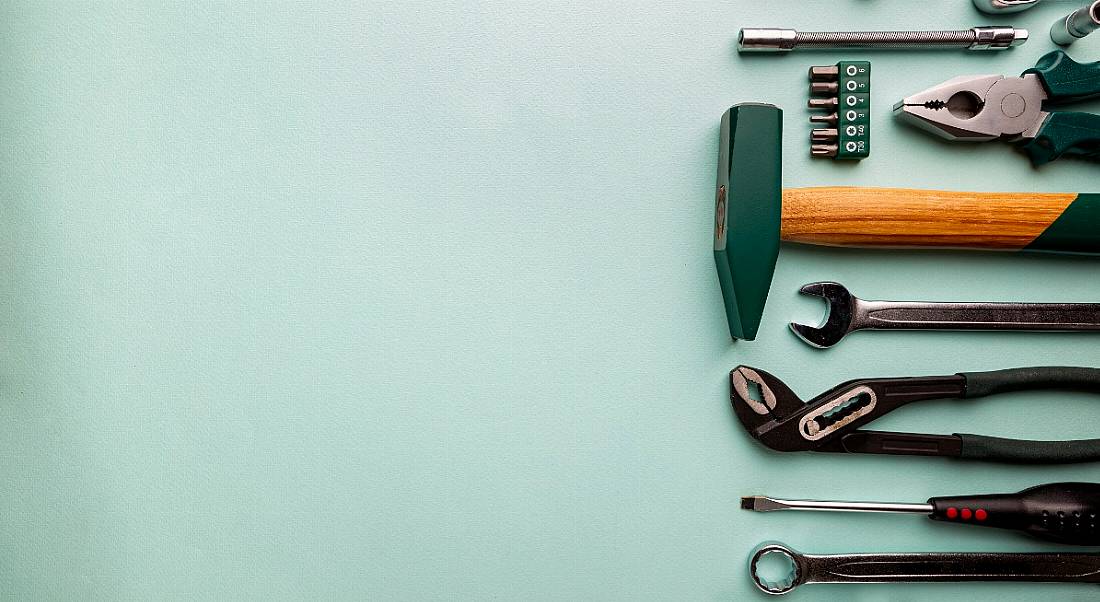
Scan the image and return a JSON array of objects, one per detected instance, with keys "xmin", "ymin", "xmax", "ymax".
[{"xmin": 730, "ymin": 365, "xmax": 1100, "ymax": 463}]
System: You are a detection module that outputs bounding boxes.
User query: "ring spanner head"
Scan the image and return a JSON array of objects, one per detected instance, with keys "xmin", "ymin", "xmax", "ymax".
[
  {"xmin": 789, "ymin": 282, "xmax": 857, "ymax": 348},
  {"xmin": 749, "ymin": 543, "xmax": 805, "ymax": 595},
  {"xmin": 973, "ymin": 0, "xmax": 1042, "ymax": 13}
]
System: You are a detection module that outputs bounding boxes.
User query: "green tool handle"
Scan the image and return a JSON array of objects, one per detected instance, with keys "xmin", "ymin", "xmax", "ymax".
[
  {"xmin": 1023, "ymin": 112, "xmax": 1100, "ymax": 166},
  {"xmin": 1025, "ymin": 51, "xmax": 1100, "ymax": 102},
  {"xmin": 1021, "ymin": 51, "xmax": 1100, "ymax": 166}
]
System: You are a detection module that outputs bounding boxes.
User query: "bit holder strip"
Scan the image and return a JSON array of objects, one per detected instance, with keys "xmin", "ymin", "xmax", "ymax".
[{"xmin": 809, "ymin": 61, "xmax": 870, "ymax": 160}]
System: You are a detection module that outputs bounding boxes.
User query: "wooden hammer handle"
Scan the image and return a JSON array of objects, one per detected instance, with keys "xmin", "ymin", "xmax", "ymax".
[{"xmin": 781, "ymin": 187, "xmax": 1098, "ymax": 253}]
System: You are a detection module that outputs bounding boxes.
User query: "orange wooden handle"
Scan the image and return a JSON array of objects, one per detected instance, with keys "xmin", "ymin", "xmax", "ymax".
[{"xmin": 781, "ymin": 187, "xmax": 1078, "ymax": 250}]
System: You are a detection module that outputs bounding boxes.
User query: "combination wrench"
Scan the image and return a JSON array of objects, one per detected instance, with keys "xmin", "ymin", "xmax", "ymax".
[
  {"xmin": 790, "ymin": 281, "xmax": 1100, "ymax": 348},
  {"xmin": 749, "ymin": 543, "xmax": 1100, "ymax": 595}
]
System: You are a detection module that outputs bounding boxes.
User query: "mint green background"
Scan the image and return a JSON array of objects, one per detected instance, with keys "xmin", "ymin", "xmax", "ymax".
[{"xmin": 2, "ymin": 1, "xmax": 1100, "ymax": 599}]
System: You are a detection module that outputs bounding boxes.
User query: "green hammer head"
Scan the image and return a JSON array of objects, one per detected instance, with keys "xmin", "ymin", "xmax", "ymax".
[{"xmin": 714, "ymin": 103, "xmax": 782, "ymax": 340}]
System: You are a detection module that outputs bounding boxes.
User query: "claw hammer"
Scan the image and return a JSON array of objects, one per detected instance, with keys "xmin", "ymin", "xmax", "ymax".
[{"xmin": 715, "ymin": 103, "xmax": 1100, "ymax": 340}]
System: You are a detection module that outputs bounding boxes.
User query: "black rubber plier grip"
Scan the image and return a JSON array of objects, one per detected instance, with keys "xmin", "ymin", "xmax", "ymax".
[{"xmin": 729, "ymin": 366, "xmax": 1100, "ymax": 464}]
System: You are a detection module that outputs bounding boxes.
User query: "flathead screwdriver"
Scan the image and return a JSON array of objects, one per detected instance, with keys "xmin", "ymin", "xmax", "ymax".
[{"xmin": 742, "ymin": 482, "xmax": 1100, "ymax": 545}]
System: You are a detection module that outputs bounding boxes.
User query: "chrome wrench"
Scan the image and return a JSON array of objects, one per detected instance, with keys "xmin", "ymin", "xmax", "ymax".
[
  {"xmin": 790, "ymin": 281, "xmax": 1100, "ymax": 348},
  {"xmin": 973, "ymin": 0, "xmax": 1042, "ymax": 13},
  {"xmin": 749, "ymin": 542, "xmax": 1100, "ymax": 595}
]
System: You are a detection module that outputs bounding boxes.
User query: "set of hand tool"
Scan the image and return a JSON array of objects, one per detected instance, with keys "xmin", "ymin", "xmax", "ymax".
[
  {"xmin": 719, "ymin": 1, "xmax": 1100, "ymax": 595},
  {"xmin": 808, "ymin": 62, "xmax": 870, "ymax": 159}
]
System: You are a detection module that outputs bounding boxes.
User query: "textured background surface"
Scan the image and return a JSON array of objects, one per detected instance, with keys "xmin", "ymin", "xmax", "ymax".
[{"xmin": 2, "ymin": 1, "xmax": 1099, "ymax": 599}]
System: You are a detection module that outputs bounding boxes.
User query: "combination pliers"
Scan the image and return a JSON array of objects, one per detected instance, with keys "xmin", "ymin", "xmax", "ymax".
[{"xmin": 894, "ymin": 50, "xmax": 1100, "ymax": 166}]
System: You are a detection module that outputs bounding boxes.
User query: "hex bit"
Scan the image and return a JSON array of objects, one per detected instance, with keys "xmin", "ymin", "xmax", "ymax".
[{"xmin": 809, "ymin": 81, "xmax": 838, "ymax": 95}]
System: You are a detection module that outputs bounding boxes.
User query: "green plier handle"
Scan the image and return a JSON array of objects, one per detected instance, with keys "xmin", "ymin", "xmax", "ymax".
[{"xmin": 1022, "ymin": 51, "xmax": 1100, "ymax": 166}]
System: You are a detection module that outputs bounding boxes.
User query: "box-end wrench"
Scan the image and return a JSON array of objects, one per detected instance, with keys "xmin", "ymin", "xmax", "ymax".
[
  {"xmin": 790, "ymin": 281, "xmax": 1100, "ymax": 348},
  {"xmin": 973, "ymin": 0, "xmax": 1042, "ymax": 13},
  {"xmin": 749, "ymin": 542, "xmax": 1100, "ymax": 595}
]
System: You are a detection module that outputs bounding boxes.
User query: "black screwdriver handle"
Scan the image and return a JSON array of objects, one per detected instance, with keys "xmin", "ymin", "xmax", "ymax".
[{"xmin": 928, "ymin": 482, "xmax": 1100, "ymax": 545}]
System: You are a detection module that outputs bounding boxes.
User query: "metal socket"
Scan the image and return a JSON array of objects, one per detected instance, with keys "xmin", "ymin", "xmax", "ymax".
[
  {"xmin": 738, "ymin": 28, "xmax": 797, "ymax": 51},
  {"xmin": 1051, "ymin": 1, "xmax": 1100, "ymax": 45}
]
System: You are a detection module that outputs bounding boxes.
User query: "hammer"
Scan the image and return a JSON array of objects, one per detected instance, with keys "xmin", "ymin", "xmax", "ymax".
[{"xmin": 715, "ymin": 103, "xmax": 1100, "ymax": 340}]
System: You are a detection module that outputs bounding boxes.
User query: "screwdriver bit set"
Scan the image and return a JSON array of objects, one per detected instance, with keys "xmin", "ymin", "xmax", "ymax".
[
  {"xmin": 808, "ymin": 61, "xmax": 870, "ymax": 159},
  {"xmin": 717, "ymin": 0, "xmax": 1100, "ymax": 595}
]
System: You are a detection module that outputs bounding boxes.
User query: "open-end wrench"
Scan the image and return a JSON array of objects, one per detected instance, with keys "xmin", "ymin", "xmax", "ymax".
[
  {"xmin": 790, "ymin": 281, "xmax": 1100, "ymax": 348},
  {"xmin": 749, "ymin": 542, "xmax": 1100, "ymax": 595}
]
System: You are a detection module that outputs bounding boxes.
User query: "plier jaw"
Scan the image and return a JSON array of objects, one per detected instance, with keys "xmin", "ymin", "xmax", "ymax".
[
  {"xmin": 729, "ymin": 366, "xmax": 806, "ymax": 446},
  {"xmin": 893, "ymin": 73, "xmax": 1048, "ymax": 142},
  {"xmin": 894, "ymin": 50, "xmax": 1100, "ymax": 165}
]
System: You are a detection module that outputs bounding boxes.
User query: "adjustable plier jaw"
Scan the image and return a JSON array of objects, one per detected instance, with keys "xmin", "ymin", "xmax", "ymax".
[
  {"xmin": 730, "ymin": 366, "xmax": 966, "ymax": 453},
  {"xmin": 731, "ymin": 366, "xmax": 1100, "ymax": 462}
]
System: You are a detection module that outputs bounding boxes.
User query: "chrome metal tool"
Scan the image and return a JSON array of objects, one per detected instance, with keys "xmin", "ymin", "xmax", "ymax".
[
  {"xmin": 729, "ymin": 365, "xmax": 1100, "ymax": 463},
  {"xmin": 973, "ymin": 0, "xmax": 1042, "ymax": 13},
  {"xmin": 749, "ymin": 543, "xmax": 1100, "ymax": 595},
  {"xmin": 790, "ymin": 281, "xmax": 1100, "ymax": 349},
  {"xmin": 738, "ymin": 27, "xmax": 1028, "ymax": 52},
  {"xmin": 894, "ymin": 50, "xmax": 1100, "ymax": 165},
  {"xmin": 1051, "ymin": 1, "xmax": 1100, "ymax": 45}
]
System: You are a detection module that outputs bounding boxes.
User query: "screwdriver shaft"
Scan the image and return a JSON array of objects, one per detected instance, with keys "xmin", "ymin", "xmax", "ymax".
[{"xmin": 743, "ymin": 495, "xmax": 932, "ymax": 514}]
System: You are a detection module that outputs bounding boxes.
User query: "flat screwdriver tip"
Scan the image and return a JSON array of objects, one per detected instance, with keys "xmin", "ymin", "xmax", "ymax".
[
  {"xmin": 741, "ymin": 496, "xmax": 785, "ymax": 511},
  {"xmin": 742, "ymin": 495, "xmax": 934, "ymax": 515}
]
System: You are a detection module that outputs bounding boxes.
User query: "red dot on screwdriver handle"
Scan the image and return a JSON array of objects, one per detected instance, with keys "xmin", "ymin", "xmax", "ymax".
[
  {"xmin": 961, "ymin": 508, "xmax": 973, "ymax": 520},
  {"xmin": 975, "ymin": 509, "xmax": 988, "ymax": 521},
  {"xmin": 946, "ymin": 507, "xmax": 958, "ymax": 519}
]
